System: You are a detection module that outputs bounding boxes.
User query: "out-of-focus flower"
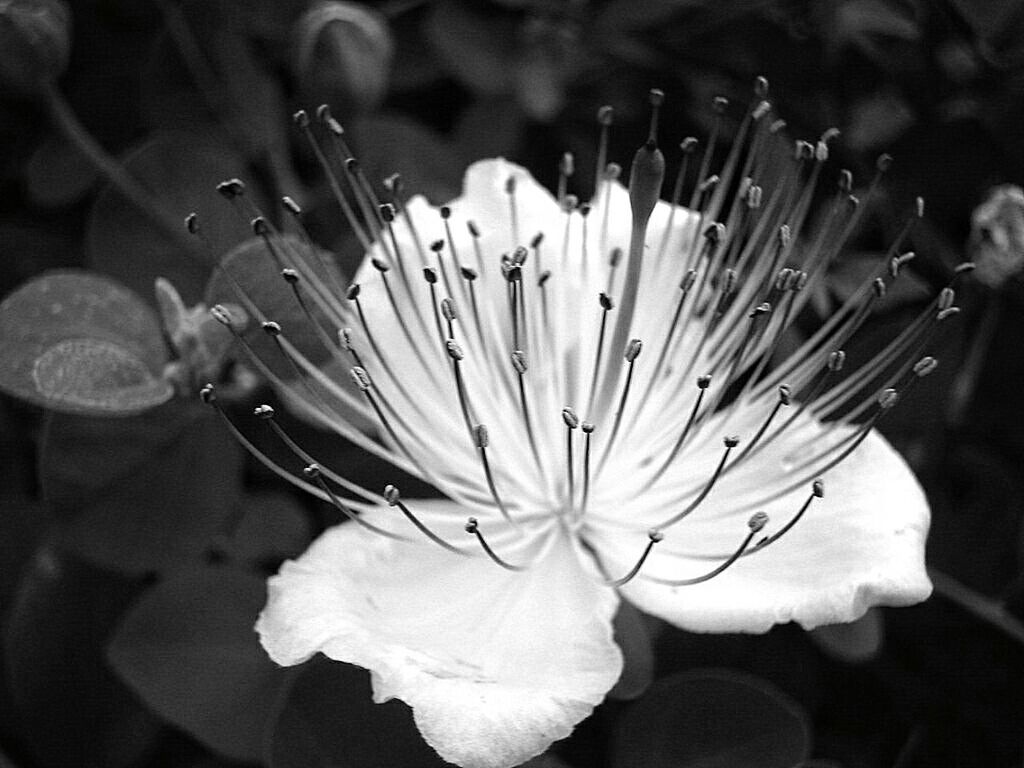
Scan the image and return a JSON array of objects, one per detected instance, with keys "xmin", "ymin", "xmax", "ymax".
[
  {"xmin": 292, "ymin": 1, "xmax": 393, "ymax": 118},
  {"xmin": 202, "ymin": 87, "xmax": 944, "ymax": 768},
  {"xmin": 969, "ymin": 184, "xmax": 1024, "ymax": 289},
  {"xmin": 0, "ymin": 0, "xmax": 70, "ymax": 92}
]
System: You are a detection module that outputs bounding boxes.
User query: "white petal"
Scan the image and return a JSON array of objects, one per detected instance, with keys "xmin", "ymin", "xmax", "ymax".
[
  {"xmin": 257, "ymin": 502, "xmax": 622, "ymax": 768},
  {"xmin": 591, "ymin": 428, "xmax": 931, "ymax": 632}
]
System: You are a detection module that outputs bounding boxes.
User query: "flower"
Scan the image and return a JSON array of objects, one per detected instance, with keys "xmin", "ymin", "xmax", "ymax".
[
  {"xmin": 969, "ymin": 184, "xmax": 1024, "ymax": 289},
  {"xmin": 203, "ymin": 87, "xmax": 943, "ymax": 768}
]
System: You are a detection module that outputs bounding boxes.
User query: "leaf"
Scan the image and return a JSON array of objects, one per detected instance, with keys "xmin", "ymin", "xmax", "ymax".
[
  {"xmin": 350, "ymin": 115, "xmax": 465, "ymax": 202},
  {"xmin": 0, "ymin": 270, "xmax": 173, "ymax": 415},
  {"xmin": 3, "ymin": 545, "xmax": 162, "ymax": 768},
  {"xmin": 423, "ymin": 0, "xmax": 517, "ymax": 97},
  {"xmin": 222, "ymin": 490, "xmax": 314, "ymax": 567},
  {"xmin": 40, "ymin": 399, "xmax": 244, "ymax": 575},
  {"xmin": 611, "ymin": 669, "xmax": 811, "ymax": 768},
  {"xmin": 107, "ymin": 565, "xmax": 294, "ymax": 762},
  {"xmin": 86, "ymin": 129, "xmax": 255, "ymax": 306},
  {"xmin": 268, "ymin": 657, "xmax": 449, "ymax": 768},
  {"xmin": 808, "ymin": 608, "xmax": 885, "ymax": 663},
  {"xmin": 25, "ymin": 129, "xmax": 99, "ymax": 207}
]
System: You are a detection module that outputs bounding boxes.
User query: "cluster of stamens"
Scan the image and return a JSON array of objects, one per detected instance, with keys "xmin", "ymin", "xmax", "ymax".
[{"xmin": 195, "ymin": 79, "xmax": 970, "ymax": 588}]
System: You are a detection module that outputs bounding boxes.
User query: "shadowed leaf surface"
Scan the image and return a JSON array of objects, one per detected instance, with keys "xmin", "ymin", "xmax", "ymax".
[
  {"xmin": 107, "ymin": 565, "xmax": 294, "ymax": 762},
  {"xmin": 612, "ymin": 669, "xmax": 811, "ymax": 768},
  {"xmin": 40, "ymin": 400, "xmax": 243, "ymax": 575}
]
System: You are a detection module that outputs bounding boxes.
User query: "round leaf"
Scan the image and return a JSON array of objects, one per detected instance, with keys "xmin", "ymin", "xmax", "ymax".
[
  {"xmin": 0, "ymin": 270, "xmax": 173, "ymax": 415},
  {"xmin": 612, "ymin": 669, "xmax": 811, "ymax": 768},
  {"xmin": 268, "ymin": 657, "xmax": 449, "ymax": 768},
  {"xmin": 107, "ymin": 566, "xmax": 294, "ymax": 762},
  {"xmin": 607, "ymin": 601, "xmax": 656, "ymax": 700}
]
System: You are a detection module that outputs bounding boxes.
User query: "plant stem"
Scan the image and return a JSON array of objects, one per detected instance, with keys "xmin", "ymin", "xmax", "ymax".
[
  {"xmin": 928, "ymin": 566, "xmax": 1024, "ymax": 645},
  {"xmin": 43, "ymin": 85, "xmax": 191, "ymax": 248}
]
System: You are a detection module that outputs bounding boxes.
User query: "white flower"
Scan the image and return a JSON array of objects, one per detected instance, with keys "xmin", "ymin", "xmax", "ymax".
[{"xmin": 205, "ymin": 91, "xmax": 940, "ymax": 768}]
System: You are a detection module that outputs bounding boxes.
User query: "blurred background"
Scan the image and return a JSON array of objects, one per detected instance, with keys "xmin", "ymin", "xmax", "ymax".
[{"xmin": 1, "ymin": 0, "xmax": 1024, "ymax": 766}]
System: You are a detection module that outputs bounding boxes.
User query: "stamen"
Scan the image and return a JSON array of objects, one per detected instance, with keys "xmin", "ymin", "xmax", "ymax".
[
  {"xmin": 467, "ymin": 220, "xmax": 485, "ymax": 272},
  {"xmin": 651, "ymin": 513, "xmax": 766, "ymax": 586},
  {"xmin": 657, "ymin": 435, "xmax": 740, "ymax": 528},
  {"xmin": 385, "ymin": 485, "xmax": 467, "ymax": 555},
  {"xmin": 604, "ymin": 530, "xmax": 664, "ymax": 587},
  {"xmin": 473, "ymin": 424, "xmax": 514, "ymax": 524},
  {"xmin": 744, "ymin": 480, "xmax": 823, "ymax": 554},
  {"xmin": 586, "ymin": 292, "xmax": 614, "ymax": 414},
  {"xmin": 465, "ymin": 517, "xmax": 525, "ymax": 571},
  {"xmin": 597, "ymin": 338, "xmax": 643, "ymax": 473},
  {"xmin": 730, "ymin": 385, "xmax": 791, "ymax": 467},
  {"xmin": 580, "ymin": 422, "xmax": 595, "ymax": 518},
  {"xmin": 303, "ymin": 464, "xmax": 407, "ymax": 540},
  {"xmin": 563, "ymin": 407, "xmax": 579, "ymax": 513},
  {"xmin": 510, "ymin": 350, "xmax": 545, "ymax": 481},
  {"xmin": 292, "ymin": 110, "xmax": 371, "ymax": 251},
  {"xmin": 650, "ymin": 374, "xmax": 711, "ymax": 483},
  {"xmin": 557, "ymin": 151, "xmax": 574, "ymax": 206},
  {"xmin": 505, "ymin": 175, "xmax": 519, "ymax": 246}
]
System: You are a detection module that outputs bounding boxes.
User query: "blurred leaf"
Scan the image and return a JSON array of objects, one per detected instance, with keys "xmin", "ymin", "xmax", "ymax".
[
  {"xmin": 452, "ymin": 97, "xmax": 526, "ymax": 162},
  {"xmin": 608, "ymin": 601, "xmax": 655, "ymax": 700},
  {"xmin": 3, "ymin": 545, "xmax": 161, "ymax": 768},
  {"xmin": 0, "ymin": 496, "xmax": 48, "ymax": 613},
  {"xmin": 808, "ymin": 608, "xmax": 885, "ymax": 663},
  {"xmin": 107, "ymin": 565, "xmax": 294, "ymax": 762},
  {"xmin": 86, "ymin": 128, "xmax": 254, "ymax": 305},
  {"xmin": 846, "ymin": 92, "xmax": 916, "ymax": 151},
  {"xmin": 0, "ymin": 222, "xmax": 78, "ymax": 297},
  {"xmin": 424, "ymin": 0, "xmax": 517, "ymax": 97},
  {"xmin": 40, "ymin": 399, "xmax": 244, "ymax": 575},
  {"xmin": 268, "ymin": 657, "xmax": 449, "ymax": 768},
  {"xmin": 351, "ymin": 115, "xmax": 465, "ymax": 202},
  {"xmin": 292, "ymin": 1, "xmax": 394, "ymax": 120},
  {"xmin": 595, "ymin": 0, "xmax": 705, "ymax": 33},
  {"xmin": 0, "ymin": 270, "xmax": 174, "ymax": 415},
  {"xmin": 611, "ymin": 669, "xmax": 811, "ymax": 768},
  {"xmin": 221, "ymin": 490, "xmax": 314, "ymax": 567},
  {"xmin": 25, "ymin": 130, "xmax": 99, "ymax": 207}
]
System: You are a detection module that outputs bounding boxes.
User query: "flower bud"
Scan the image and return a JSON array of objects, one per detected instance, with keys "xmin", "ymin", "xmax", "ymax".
[
  {"xmin": 969, "ymin": 184, "xmax": 1024, "ymax": 289},
  {"xmin": 0, "ymin": 0, "xmax": 71, "ymax": 92},
  {"xmin": 292, "ymin": 1, "xmax": 393, "ymax": 118}
]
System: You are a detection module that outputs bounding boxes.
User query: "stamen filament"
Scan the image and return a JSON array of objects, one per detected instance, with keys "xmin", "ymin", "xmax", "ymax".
[{"xmin": 465, "ymin": 518, "xmax": 525, "ymax": 571}]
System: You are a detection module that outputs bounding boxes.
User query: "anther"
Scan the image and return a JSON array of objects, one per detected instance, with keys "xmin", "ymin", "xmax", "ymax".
[
  {"xmin": 302, "ymin": 463, "xmax": 321, "ymax": 479},
  {"xmin": 467, "ymin": 221, "xmax": 480, "ymax": 238},
  {"xmin": 379, "ymin": 204, "xmax": 395, "ymax": 223},
  {"xmin": 282, "ymin": 196, "xmax": 301, "ymax": 215},
  {"xmin": 281, "ymin": 268, "xmax": 299, "ymax": 284},
  {"xmin": 624, "ymin": 338, "xmax": 643, "ymax": 362},
  {"xmin": 828, "ymin": 350, "xmax": 846, "ymax": 371},
  {"xmin": 465, "ymin": 517, "xmax": 523, "ymax": 571},
  {"xmin": 262, "ymin": 321, "xmax": 281, "ymax": 336},
  {"xmin": 510, "ymin": 350, "xmax": 527, "ymax": 374},
  {"xmin": 446, "ymin": 339, "xmax": 464, "ymax": 361},
  {"xmin": 609, "ymin": 247, "xmax": 622, "ymax": 268},
  {"xmin": 251, "ymin": 216, "xmax": 268, "ymax": 236},
  {"xmin": 597, "ymin": 105, "xmax": 614, "ymax": 126},
  {"xmin": 697, "ymin": 374, "xmax": 712, "ymax": 389},
  {"xmin": 937, "ymin": 307, "xmax": 960, "ymax": 321},
  {"xmin": 423, "ymin": 267, "xmax": 438, "ymax": 284},
  {"xmin": 755, "ymin": 75, "xmax": 769, "ymax": 98},
  {"xmin": 346, "ymin": 284, "xmax": 361, "ymax": 300},
  {"xmin": 838, "ymin": 169, "xmax": 853, "ymax": 193},
  {"xmin": 582, "ymin": 422, "xmax": 595, "ymax": 434},
  {"xmin": 748, "ymin": 511, "xmax": 769, "ymax": 533},
  {"xmin": 813, "ymin": 479, "xmax": 825, "ymax": 498},
  {"xmin": 878, "ymin": 388, "xmax": 899, "ymax": 409},
  {"xmin": 384, "ymin": 484, "xmax": 400, "ymax": 505},
  {"xmin": 474, "ymin": 424, "xmax": 488, "ymax": 448},
  {"xmin": 292, "ymin": 110, "xmax": 310, "ymax": 128},
  {"xmin": 712, "ymin": 95, "xmax": 728, "ymax": 114},
  {"xmin": 562, "ymin": 407, "xmax": 580, "ymax": 429},
  {"xmin": 681, "ymin": 137, "xmax": 698, "ymax": 154},
  {"xmin": 199, "ymin": 383, "xmax": 215, "ymax": 404},
  {"xmin": 460, "ymin": 266, "xmax": 477, "ymax": 281},
  {"xmin": 254, "ymin": 404, "xmax": 275, "ymax": 420},
  {"xmin": 538, "ymin": 270, "xmax": 551, "ymax": 287},
  {"xmin": 185, "ymin": 212, "xmax": 199, "ymax": 234},
  {"xmin": 339, "ymin": 328, "xmax": 353, "ymax": 351},
  {"xmin": 372, "ymin": 258, "xmax": 390, "ymax": 272},
  {"xmin": 778, "ymin": 385, "xmax": 792, "ymax": 405},
  {"xmin": 724, "ymin": 435, "xmax": 740, "ymax": 448},
  {"xmin": 441, "ymin": 298, "xmax": 457, "ymax": 322},
  {"xmin": 350, "ymin": 366, "xmax": 372, "ymax": 391},
  {"xmin": 211, "ymin": 304, "xmax": 235, "ymax": 327},
  {"xmin": 913, "ymin": 356, "xmax": 938, "ymax": 377},
  {"xmin": 217, "ymin": 178, "xmax": 245, "ymax": 199},
  {"xmin": 938, "ymin": 287, "xmax": 955, "ymax": 311},
  {"xmin": 873, "ymin": 277, "xmax": 886, "ymax": 298},
  {"xmin": 599, "ymin": 292, "xmax": 614, "ymax": 311}
]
